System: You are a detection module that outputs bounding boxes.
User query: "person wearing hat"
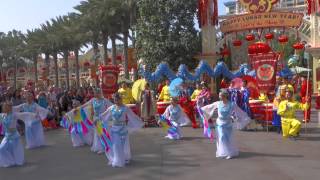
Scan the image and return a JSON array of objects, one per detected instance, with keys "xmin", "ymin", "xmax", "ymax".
[
  {"xmin": 158, "ymin": 79, "xmax": 171, "ymax": 102},
  {"xmin": 0, "ymin": 101, "xmax": 42, "ymax": 167},
  {"xmin": 62, "ymin": 100, "xmax": 94, "ymax": 147},
  {"xmin": 279, "ymin": 77, "xmax": 294, "ymax": 100},
  {"xmin": 100, "ymin": 93, "xmax": 144, "ymax": 168},
  {"xmin": 118, "ymin": 82, "xmax": 134, "ymax": 104},
  {"xmin": 201, "ymin": 89, "xmax": 251, "ymax": 159},
  {"xmin": 161, "ymin": 97, "xmax": 190, "ymax": 140},
  {"xmin": 81, "ymin": 88, "xmax": 113, "ymax": 154},
  {"xmin": 13, "ymin": 91, "xmax": 49, "ymax": 149},
  {"xmin": 277, "ymin": 88, "xmax": 310, "ymax": 140}
]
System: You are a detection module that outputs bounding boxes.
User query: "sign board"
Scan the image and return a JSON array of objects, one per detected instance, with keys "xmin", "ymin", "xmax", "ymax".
[
  {"xmin": 249, "ymin": 52, "xmax": 280, "ymax": 92},
  {"xmin": 239, "ymin": 0, "xmax": 279, "ymax": 13},
  {"xmin": 220, "ymin": 12, "xmax": 303, "ymax": 33}
]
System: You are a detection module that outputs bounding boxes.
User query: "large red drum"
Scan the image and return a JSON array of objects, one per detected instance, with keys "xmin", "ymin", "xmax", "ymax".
[
  {"xmin": 249, "ymin": 100, "xmax": 272, "ymax": 125},
  {"xmin": 157, "ymin": 101, "xmax": 170, "ymax": 115},
  {"xmin": 127, "ymin": 104, "xmax": 139, "ymax": 116}
]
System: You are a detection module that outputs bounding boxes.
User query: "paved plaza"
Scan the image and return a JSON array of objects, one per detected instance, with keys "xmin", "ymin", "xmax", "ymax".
[{"xmin": 1, "ymin": 111, "xmax": 319, "ymax": 180}]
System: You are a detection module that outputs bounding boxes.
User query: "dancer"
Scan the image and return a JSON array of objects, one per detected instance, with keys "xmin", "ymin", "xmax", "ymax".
[
  {"xmin": 100, "ymin": 93, "xmax": 144, "ymax": 168},
  {"xmin": 140, "ymin": 83, "xmax": 157, "ymax": 127},
  {"xmin": 82, "ymin": 88, "xmax": 113, "ymax": 153},
  {"xmin": 0, "ymin": 101, "xmax": 39, "ymax": 167},
  {"xmin": 13, "ymin": 91, "xmax": 49, "ymax": 149},
  {"xmin": 201, "ymin": 89, "xmax": 251, "ymax": 159},
  {"xmin": 62, "ymin": 100, "xmax": 93, "ymax": 147},
  {"xmin": 277, "ymin": 89, "xmax": 309, "ymax": 140},
  {"xmin": 191, "ymin": 83, "xmax": 202, "ymax": 101},
  {"xmin": 161, "ymin": 97, "xmax": 190, "ymax": 140}
]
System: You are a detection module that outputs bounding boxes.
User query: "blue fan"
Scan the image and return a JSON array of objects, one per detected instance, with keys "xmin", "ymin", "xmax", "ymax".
[{"xmin": 169, "ymin": 78, "xmax": 184, "ymax": 97}]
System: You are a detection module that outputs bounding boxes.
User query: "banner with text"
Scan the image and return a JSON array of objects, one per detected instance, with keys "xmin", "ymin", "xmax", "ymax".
[{"xmin": 220, "ymin": 12, "xmax": 303, "ymax": 33}]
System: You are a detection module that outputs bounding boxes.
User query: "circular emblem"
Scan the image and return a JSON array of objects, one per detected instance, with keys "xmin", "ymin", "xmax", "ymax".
[
  {"xmin": 257, "ymin": 64, "xmax": 274, "ymax": 81},
  {"xmin": 103, "ymin": 73, "xmax": 117, "ymax": 88}
]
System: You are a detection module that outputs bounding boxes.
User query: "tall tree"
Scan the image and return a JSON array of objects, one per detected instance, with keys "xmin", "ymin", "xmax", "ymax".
[{"xmin": 136, "ymin": 0, "xmax": 200, "ymax": 70}]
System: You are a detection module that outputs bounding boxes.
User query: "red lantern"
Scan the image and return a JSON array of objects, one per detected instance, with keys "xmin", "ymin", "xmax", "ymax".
[
  {"xmin": 116, "ymin": 55, "xmax": 122, "ymax": 60},
  {"xmin": 246, "ymin": 34, "xmax": 255, "ymax": 42},
  {"xmin": 265, "ymin": 33, "xmax": 274, "ymax": 41},
  {"xmin": 248, "ymin": 42, "xmax": 271, "ymax": 54},
  {"xmin": 292, "ymin": 42, "xmax": 304, "ymax": 50},
  {"xmin": 293, "ymin": 42, "xmax": 304, "ymax": 55},
  {"xmin": 84, "ymin": 61, "xmax": 90, "ymax": 67},
  {"xmin": 278, "ymin": 35, "xmax": 288, "ymax": 44},
  {"xmin": 233, "ymin": 40, "xmax": 242, "ymax": 48}
]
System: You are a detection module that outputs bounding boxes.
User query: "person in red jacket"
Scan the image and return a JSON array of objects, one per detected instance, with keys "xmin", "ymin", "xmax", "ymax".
[
  {"xmin": 179, "ymin": 83, "xmax": 198, "ymax": 128},
  {"xmin": 300, "ymin": 76, "xmax": 312, "ymax": 122}
]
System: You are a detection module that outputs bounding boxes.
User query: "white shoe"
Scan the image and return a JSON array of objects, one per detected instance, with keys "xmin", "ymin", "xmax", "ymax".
[{"xmin": 226, "ymin": 156, "xmax": 232, "ymax": 160}]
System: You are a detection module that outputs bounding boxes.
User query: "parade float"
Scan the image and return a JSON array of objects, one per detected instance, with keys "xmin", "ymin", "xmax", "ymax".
[{"xmin": 135, "ymin": 0, "xmax": 314, "ymax": 128}]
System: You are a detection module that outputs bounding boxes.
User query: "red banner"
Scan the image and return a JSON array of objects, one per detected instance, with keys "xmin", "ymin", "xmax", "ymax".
[
  {"xmin": 99, "ymin": 65, "xmax": 120, "ymax": 97},
  {"xmin": 249, "ymin": 52, "xmax": 279, "ymax": 93}
]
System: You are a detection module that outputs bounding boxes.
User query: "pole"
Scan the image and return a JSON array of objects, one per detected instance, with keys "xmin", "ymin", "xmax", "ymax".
[{"xmin": 304, "ymin": 53, "xmax": 310, "ymax": 134}]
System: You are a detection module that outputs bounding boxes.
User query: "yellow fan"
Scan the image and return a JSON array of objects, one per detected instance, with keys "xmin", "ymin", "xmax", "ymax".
[{"xmin": 132, "ymin": 79, "xmax": 147, "ymax": 102}]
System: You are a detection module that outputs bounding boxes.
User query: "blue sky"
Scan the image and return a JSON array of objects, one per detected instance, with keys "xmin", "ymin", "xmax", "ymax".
[{"xmin": 0, "ymin": 0, "xmax": 228, "ymax": 33}]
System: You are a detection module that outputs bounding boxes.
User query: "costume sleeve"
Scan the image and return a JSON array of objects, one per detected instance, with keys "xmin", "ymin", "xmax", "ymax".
[
  {"xmin": 191, "ymin": 90, "xmax": 197, "ymax": 100},
  {"xmin": 177, "ymin": 105, "xmax": 191, "ymax": 126},
  {"xmin": 14, "ymin": 112, "xmax": 38, "ymax": 127},
  {"xmin": 297, "ymin": 102, "xmax": 309, "ymax": 111},
  {"xmin": 201, "ymin": 102, "xmax": 218, "ymax": 120},
  {"xmin": 158, "ymin": 88, "xmax": 165, "ymax": 101},
  {"xmin": 35, "ymin": 104, "xmax": 49, "ymax": 120},
  {"xmin": 100, "ymin": 106, "xmax": 112, "ymax": 124},
  {"xmin": 12, "ymin": 104, "xmax": 24, "ymax": 113},
  {"xmin": 232, "ymin": 104, "xmax": 251, "ymax": 130},
  {"xmin": 162, "ymin": 105, "xmax": 171, "ymax": 120},
  {"xmin": 277, "ymin": 101, "xmax": 287, "ymax": 116},
  {"xmin": 126, "ymin": 107, "xmax": 144, "ymax": 133},
  {"xmin": 82, "ymin": 99, "xmax": 93, "ymax": 108}
]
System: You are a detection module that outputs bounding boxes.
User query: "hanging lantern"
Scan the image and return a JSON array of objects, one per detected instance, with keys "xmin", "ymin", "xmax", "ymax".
[
  {"xmin": 246, "ymin": 34, "xmax": 255, "ymax": 42},
  {"xmin": 83, "ymin": 61, "xmax": 90, "ymax": 67},
  {"xmin": 232, "ymin": 40, "xmax": 242, "ymax": 48},
  {"xmin": 278, "ymin": 35, "xmax": 288, "ymax": 45},
  {"xmin": 248, "ymin": 42, "xmax": 271, "ymax": 54},
  {"xmin": 265, "ymin": 33, "xmax": 274, "ymax": 41},
  {"xmin": 292, "ymin": 42, "xmax": 304, "ymax": 55}
]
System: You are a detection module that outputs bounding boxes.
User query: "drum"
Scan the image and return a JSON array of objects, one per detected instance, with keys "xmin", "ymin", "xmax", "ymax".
[
  {"xmin": 249, "ymin": 100, "xmax": 273, "ymax": 125},
  {"xmin": 127, "ymin": 104, "xmax": 139, "ymax": 116},
  {"xmin": 157, "ymin": 101, "xmax": 170, "ymax": 115}
]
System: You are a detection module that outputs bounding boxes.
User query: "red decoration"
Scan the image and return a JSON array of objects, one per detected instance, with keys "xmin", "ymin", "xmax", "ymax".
[
  {"xmin": 232, "ymin": 40, "xmax": 242, "ymax": 47},
  {"xmin": 99, "ymin": 65, "xmax": 120, "ymax": 98},
  {"xmin": 220, "ymin": 48, "xmax": 230, "ymax": 57},
  {"xmin": 278, "ymin": 35, "xmax": 288, "ymax": 44},
  {"xmin": 248, "ymin": 42, "xmax": 271, "ymax": 54},
  {"xmin": 246, "ymin": 34, "xmax": 255, "ymax": 42},
  {"xmin": 198, "ymin": 0, "xmax": 218, "ymax": 27},
  {"xmin": 116, "ymin": 55, "xmax": 122, "ymax": 61},
  {"xmin": 84, "ymin": 61, "xmax": 90, "ymax": 67},
  {"xmin": 19, "ymin": 68, "xmax": 26, "ymax": 73},
  {"xmin": 307, "ymin": 0, "xmax": 320, "ymax": 15},
  {"xmin": 292, "ymin": 42, "xmax": 304, "ymax": 50},
  {"xmin": 265, "ymin": 33, "xmax": 274, "ymax": 40}
]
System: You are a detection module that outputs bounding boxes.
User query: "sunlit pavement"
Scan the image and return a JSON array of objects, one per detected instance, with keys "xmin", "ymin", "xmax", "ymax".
[{"xmin": 1, "ymin": 111, "xmax": 319, "ymax": 180}]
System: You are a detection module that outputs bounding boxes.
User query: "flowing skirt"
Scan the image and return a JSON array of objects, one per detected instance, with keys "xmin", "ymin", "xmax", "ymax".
[
  {"xmin": 166, "ymin": 125, "xmax": 182, "ymax": 140},
  {"xmin": 0, "ymin": 134, "xmax": 24, "ymax": 167},
  {"xmin": 91, "ymin": 129, "xmax": 104, "ymax": 153},
  {"xmin": 70, "ymin": 130, "xmax": 93, "ymax": 147},
  {"xmin": 106, "ymin": 126, "xmax": 131, "ymax": 168},
  {"xmin": 216, "ymin": 123, "xmax": 239, "ymax": 158},
  {"xmin": 25, "ymin": 121, "xmax": 45, "ymax": 149}
]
